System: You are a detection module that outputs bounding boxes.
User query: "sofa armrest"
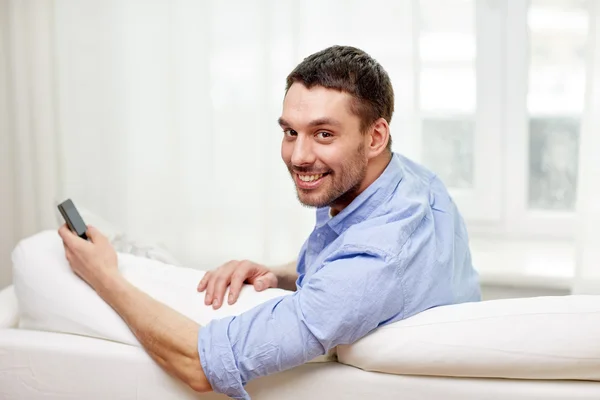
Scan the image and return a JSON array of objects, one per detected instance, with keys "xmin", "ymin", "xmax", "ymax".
[{"xmin": 0, "ymin": 285, "xmax": 19, "ymax": 328}]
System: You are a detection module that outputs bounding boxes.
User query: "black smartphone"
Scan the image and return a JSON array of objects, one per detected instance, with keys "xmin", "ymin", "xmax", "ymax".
[{"xmin": 58, "ymin": 199, "xmax": 88, "ymax": 240}]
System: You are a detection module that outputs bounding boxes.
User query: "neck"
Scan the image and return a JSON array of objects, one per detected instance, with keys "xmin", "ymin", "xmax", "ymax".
[{"xmin": 329, "ymin": 151, "xmax": 392, "ymax": 216}]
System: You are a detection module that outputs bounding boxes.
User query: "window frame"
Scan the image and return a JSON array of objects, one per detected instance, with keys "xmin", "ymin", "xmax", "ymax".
[{"xmin": 503, "ymin": 0, "xmax": 580, "ymax": 240}]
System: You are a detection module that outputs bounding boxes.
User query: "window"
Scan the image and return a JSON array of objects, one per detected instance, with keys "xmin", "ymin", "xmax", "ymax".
[
  {"xmin": 503, "ymin": 0, "xmax": 589, "ymax": 239},
  {"xmin": 412, "ymin": 0, "xmax": 589, "ymax": 240}
]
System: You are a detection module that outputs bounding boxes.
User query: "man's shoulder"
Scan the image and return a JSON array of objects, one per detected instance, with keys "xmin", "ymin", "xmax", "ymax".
[
  {"xmin": 343, "ymin": 158, "xmax": 462, "ymax": 257},
  {"xmin": 340, "ymin": 203, "xmax": 431, "ymax": 259}
]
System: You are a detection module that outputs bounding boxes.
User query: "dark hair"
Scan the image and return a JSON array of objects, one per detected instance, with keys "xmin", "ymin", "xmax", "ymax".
[{"xmin": 286, "ymin": 45, "xmax": 394, "ymax": 151}]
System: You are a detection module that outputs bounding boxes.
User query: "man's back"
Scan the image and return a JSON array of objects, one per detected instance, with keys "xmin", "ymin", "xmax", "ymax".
[{"xmin": 296, "ymin": 152, "xmax": 481, "ymax": 324}]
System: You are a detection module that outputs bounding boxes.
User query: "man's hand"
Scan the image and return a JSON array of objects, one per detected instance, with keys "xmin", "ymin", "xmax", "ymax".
[
  {"xmin": 198, "ymin": 260, "xmax": 278, "ymax": 309},
  {"xmin": 58, "ymin": 224, "xmax": 118, "ymax": 290}
]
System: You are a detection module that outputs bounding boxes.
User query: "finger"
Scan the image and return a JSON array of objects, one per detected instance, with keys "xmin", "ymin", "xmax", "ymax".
[
  {"xmin": 86, "ymin": 225, "xmax": 107, "ymax": 244},
  {"xmin": 204, "ymin": 260, "xmax": 238, "ymax": 306},
  {"xmin": 204, "ymin": 260, "xmax": 237, "ymax": 306},
  {"xmin": 59, "ymin": 223, "xmax": 90, "ymax": 253},
  {"xmin": 253, "ymin": 272, "xmax": 277, "ymax": 292},
  {"xmin": 198, "ymin": 272, "xmax": 211, "ymax": 292},
  {"xmin": 228, "ymin": 269, "xmax": 247, "ymax": 305},
  {"xmin": 204, "ymin": 273, "xmax": 216, "ymax": 305},
  {"xmin": 58, "ymin": 223, "xmax": 70, "ymax": 239},
  {"xmin": 211, "ymin": 275, "xmax": 231, "ymax": 310},
  {"xmin": 58, "ymin": 224, "xmax": 78, "ymax": 249}
]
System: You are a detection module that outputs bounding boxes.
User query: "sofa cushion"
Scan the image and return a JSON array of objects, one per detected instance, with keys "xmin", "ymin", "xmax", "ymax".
[{"xmin": 337, "ymin": 294, "xmax": 600, "ymax": 381}]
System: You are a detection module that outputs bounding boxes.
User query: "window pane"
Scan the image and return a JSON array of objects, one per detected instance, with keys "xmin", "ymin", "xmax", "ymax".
[
  {"xmin": 529, "ymin": 117, "xmax": 579, "ymax": 210},
  {"xmin": 527, "ymin": 0, "xmax": 588, "ymax": 210},
  {"xmin": 422, "ymin": 118, "xmax": 474, "ymax": 188},
  {"xmin": 419, "ymin": 0, "xmax": 475, "ymax": 188}
]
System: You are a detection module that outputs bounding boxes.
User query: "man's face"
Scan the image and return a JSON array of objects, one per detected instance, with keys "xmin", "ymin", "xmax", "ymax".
[{"xmin": 279, "ymin": 83, "xmax": 369, "ymax": 209}]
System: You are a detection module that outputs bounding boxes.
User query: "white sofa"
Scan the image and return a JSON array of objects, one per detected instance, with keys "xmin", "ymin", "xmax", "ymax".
[{"xmin": 1, "ymin": 230, "xmax": 600, "ymax": 399}]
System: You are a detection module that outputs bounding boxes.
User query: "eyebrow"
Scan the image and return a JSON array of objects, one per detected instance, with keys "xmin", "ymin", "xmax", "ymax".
[{"xmin": 278, "ymin": 117, "xmax": 342, "ymax": 128}]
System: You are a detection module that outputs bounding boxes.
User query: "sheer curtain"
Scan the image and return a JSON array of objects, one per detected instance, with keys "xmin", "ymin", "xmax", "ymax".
[
  {"xmin": 573, "ymin": 0, "xmax": 600, "ymax": 295},
  {"xmin": 0, "ymin": 0, "xmax": 61, "ymax": 288},
  {"xmin": 0, "ymin": 0, "xmax": 417, "ymax": 286}
]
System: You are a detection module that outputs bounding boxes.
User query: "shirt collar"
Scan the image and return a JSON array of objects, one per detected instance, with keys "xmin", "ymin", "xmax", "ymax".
[{"xmin": 316, "ymin": 153, "xmax": 404, "ymax": 235}]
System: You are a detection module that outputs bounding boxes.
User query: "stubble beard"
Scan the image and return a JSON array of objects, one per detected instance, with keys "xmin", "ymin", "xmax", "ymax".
[{"xmin": 289, "ymin": 144, "xmax": 368, "ymax": 209}]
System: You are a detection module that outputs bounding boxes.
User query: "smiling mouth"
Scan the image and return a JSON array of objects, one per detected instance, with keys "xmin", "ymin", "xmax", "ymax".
[
  {"xmin": 294, "ymin": 172, "xmax": 330, "ymax": 189},
  {"xmin": 298, "ymin": 173, "xmax": 325, "ymax": 182}
]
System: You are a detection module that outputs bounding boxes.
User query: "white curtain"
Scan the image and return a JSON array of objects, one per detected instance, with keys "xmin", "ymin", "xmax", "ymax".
[
  {"xmin": 0, "ymin": 0, "xmax": 61, "ymax": 288},
  {"xmin": 0, "ymin": 0, "xmax": 417, "ymax": 286},
  {"xmin": 573, "ymin": 0, "xmax": 600, "ymax": 294}
]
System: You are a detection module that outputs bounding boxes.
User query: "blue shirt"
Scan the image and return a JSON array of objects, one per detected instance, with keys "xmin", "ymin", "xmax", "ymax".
[{"xmin": 198, "ymin": 153, "xmax": 481, "ymax": 399}]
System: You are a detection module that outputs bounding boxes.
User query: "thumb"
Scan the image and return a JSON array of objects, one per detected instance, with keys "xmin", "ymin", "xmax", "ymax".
[
  {"xmin": 58, "ymin": 224, "xmax": 78, "ymax": 248},
  {"xmin": 253, "ymin": 272, "xmax": 277, "ymax": 291}
]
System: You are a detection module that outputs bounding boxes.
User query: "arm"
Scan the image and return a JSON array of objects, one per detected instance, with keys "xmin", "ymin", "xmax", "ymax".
[
  {"xmin": 98, "ymin": 274, "xmax": 210, "ymax": 392},
  {"xmin": 198, "ymin": 246, "xmax": 404, "ymax": 398},
  {"xmin": 58, "ymin": 225, "xmax": 211, "ymax": 393}
]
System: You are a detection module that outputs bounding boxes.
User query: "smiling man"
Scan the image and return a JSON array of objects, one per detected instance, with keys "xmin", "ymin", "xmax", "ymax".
[{"xmin": 59, "ymin": 45, "xmax": 481, "ymax": 399}]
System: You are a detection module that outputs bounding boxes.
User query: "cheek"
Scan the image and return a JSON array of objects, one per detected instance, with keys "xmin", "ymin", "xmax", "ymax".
[{"xmin": 316, "ymin": 143, "xmax": 348, "ymax": 171}]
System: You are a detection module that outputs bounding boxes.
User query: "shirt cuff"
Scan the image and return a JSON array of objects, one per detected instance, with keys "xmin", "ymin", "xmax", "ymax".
[{"xmin": 198, "ymin": 316, "xmax": 250, "ymax": 400}]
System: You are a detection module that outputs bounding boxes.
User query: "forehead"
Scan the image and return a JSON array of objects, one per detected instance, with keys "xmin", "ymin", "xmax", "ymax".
[{"xmin": 281, "ymin": 83, "xmax": 357, "ymax": 126}]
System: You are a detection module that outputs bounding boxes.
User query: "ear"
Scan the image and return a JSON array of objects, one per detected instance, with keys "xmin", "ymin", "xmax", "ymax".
[{"xmin": 365, "ymin": 118, "xmax": 390, "ymax": 159}]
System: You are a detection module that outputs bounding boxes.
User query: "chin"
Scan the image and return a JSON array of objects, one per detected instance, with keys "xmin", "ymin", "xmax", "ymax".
[{"xmin": 296, "ymin": 191, "xmax": 331, "ymax": 208}]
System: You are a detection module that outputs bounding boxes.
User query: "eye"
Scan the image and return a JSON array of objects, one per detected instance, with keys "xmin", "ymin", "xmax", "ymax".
[
  {"xmin": 283, "ymin": 129, "xmax": 297, "ymax": 137},
  {"xmin": 316, "ymin": 131, "xmax": 332, "ymax": 139}
]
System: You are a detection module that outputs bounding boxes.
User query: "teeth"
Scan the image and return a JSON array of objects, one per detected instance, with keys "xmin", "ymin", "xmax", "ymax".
[{"xmin": 299, "ymin": 174, "xmax": 324, "ymax": 182}]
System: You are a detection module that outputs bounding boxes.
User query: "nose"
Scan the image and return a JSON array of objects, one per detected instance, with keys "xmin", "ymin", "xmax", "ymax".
[{"xmin": 290, "ymin": 134, "xmax": 316, "ymax": 166}]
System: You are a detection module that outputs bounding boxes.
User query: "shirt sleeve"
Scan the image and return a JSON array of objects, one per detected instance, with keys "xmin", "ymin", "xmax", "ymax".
[{"xmin": 197, "ymin": 245, "xmax": 404, "ymax": 399}]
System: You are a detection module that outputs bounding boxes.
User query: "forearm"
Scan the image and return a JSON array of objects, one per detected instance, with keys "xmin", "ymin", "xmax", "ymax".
[
  {"xmin": 270, "ymin": 259, "xmax": 298, "ymax": 291},
  {"xmin": 97, "ymin": 273, "xmax": 210, "ymax": 392}
]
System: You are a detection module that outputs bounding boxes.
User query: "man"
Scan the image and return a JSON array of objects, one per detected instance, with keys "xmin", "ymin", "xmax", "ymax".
[{"xmin": 59, "ymin": 45, "xmax": 481, "ymax": 399}]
